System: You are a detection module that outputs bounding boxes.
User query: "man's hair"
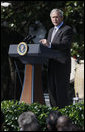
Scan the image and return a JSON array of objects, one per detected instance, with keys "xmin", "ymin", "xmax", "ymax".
[
  {"xmin": 18, "ymin": 111, "xmax": 41, "ymax": 131},
  {"xmin": 46, "ymin": 110, "xmax": 62, "ymax": 131},
  {"xmin": 57, "ymin": 115, "xmax": 81, "ymax": 131},
  {"xmin": 50, "ymin": 8, "xmax": 63, "ymax": 18}
]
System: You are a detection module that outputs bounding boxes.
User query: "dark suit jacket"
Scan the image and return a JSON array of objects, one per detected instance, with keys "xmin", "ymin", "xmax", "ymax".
[
  {"xmin": 47, "ymin": 24, "xmax": 73, "ymax": 73},
  {"xmin": 47, "ymin": 24, "xmax": 73, "ymax": 57}
]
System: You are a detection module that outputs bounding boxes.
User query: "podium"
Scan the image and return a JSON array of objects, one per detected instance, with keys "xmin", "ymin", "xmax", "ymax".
[{"xmin": 8, "ymin": 43, "xmax": 66, "ymax": 104}]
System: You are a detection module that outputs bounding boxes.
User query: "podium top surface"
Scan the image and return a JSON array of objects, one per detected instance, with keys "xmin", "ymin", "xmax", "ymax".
[{"xmin": 8, "ymin": 44, "xmax": 66, "ymax": 64}]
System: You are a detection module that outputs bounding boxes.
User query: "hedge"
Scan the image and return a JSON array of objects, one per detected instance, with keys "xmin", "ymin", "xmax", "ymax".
[{"xmin": 1, "ymin": 100, "xmax": 84, "ymax": 131}]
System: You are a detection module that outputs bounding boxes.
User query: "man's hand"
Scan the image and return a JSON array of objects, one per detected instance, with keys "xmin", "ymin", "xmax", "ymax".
[{"xmin": 39, "ymin": 39, "xmax": 49, "ymax": 47}]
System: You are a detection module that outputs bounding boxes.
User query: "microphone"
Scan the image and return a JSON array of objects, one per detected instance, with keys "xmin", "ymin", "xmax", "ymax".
[
  {"xmin": 23, "ymin": 35, "xmax": 36, "ymax": 43},
  {"xmin": 28, "ymin": 35, "xmax": 36, "ymax": 41},
  {"xmin": 23, "ymin": 34, "xmax": 31, "ymax": 41}
]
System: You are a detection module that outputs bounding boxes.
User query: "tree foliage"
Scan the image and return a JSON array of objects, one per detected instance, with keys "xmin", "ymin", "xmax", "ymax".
[
  {"xmin": 1, "ymin": 1, "xmax": 84, "ymax": 35},
  {"xmin": 1, "ymin": 1, "xmax": 84, "ymax": 57}
]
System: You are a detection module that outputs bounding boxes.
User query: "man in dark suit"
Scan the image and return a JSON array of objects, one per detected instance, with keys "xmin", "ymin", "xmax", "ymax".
[{"xmin": 40, "ymin": 9, "xmax": 73, "ymax": 108}]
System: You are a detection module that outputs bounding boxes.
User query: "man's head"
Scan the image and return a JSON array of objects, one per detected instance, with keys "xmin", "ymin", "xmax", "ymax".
[
  {"xmin": 18, "ymin": 111, "xmax": 41, "ymax": 131},
  {"xmin": 56, "ymin": 115, "xmax": 72, "ymax": 131},
  {"xmin": 56, "ymin": 115, "xmax": 81, "ymax": 131},
  {"xmin": 50, "ymin": 9, "xmax": 63, "ymax": 26},
  {"xmin": 46, "ymin": 110, "xmax": 62, "ymax": 131}
]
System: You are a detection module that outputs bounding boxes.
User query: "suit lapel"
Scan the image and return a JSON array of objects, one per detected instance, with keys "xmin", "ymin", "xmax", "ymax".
[
  {"xmin": 48, "ymin": 28, "xmax": 54, "ymax": 42},
  {"xmin": 51, "ymin": 24, "xmax": 64, "ymax": 43},
  {"xmin": 51, "ymin": 29, "xmax": 62, "ymax": 42}
]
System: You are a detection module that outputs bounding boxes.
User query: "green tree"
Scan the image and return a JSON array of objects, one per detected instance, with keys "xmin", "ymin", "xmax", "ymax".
[{"xmin": 1, "ymin": 1, "xmax": 84, "ymax": 58}]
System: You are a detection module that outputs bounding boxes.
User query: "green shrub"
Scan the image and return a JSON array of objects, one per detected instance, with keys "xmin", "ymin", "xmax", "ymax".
[
  {"xmin": 59, "ymin": 101, "xmax": 84, "ymax": 130},
  {"xmin": 1, "ymin": 100, "xmax": 57, "ymax": 131},
  {"xmin": 71, "ymin": 41, "xmax": 84, "ymax": 60},
  {"xmin": 1, "ymin": 100, "xmax": 84, "ymax": 131}
]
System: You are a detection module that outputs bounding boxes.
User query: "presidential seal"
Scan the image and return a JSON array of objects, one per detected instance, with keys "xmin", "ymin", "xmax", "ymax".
[{"xmin": 17, "ymin": 42, "xmax": 28, "ymax": 56}]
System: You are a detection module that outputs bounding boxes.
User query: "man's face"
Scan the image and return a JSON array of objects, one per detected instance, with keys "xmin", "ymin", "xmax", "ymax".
[{"xmin": 50, "ymin": 11, "xmax": 63, "ymax": 26}]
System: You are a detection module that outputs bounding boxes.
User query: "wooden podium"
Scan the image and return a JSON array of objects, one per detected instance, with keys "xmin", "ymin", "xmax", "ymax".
[
  {"xmin": 20, "ymin": 64, "xmax": 44, "ymax": 104},
  {"xmin": 8, "ymin": 43, "xmax": 66, "ymax": 104}
]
